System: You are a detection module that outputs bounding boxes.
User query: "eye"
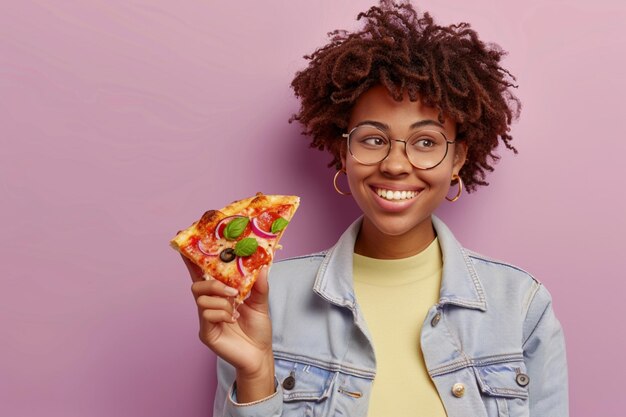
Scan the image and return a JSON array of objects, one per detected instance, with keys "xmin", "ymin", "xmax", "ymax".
[
  {"xmin": 408, "ymin": 132, "xmax": 443, "ymax": 151},
  {"xmin": 360, "ymin": 136, "xmax": 388, "ymax": 148},
  {"xmin": 416, "ymin": 138, "xmax": 434, "ymax": 148}
]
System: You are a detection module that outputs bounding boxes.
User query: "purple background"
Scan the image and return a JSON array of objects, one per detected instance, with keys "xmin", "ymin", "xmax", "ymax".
[{"xmin": 2, "ymin": 1, "xmax": 624, "ymax": 416}]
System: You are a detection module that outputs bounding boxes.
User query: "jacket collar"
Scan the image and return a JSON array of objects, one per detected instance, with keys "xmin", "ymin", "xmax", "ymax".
[{"xmin": 313, "ymin": 215, "xmax": 487, "ymax": 311}]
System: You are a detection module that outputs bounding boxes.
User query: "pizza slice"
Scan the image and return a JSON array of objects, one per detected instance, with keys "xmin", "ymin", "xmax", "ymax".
[{"xmin": 170, "ymin": 192, "xmax": 300, "ymax": 303}]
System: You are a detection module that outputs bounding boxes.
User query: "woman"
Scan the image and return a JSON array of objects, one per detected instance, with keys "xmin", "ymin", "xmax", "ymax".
[{"xmin": 184, "ymin": 1, "xmax": 568, "ymax": 416}]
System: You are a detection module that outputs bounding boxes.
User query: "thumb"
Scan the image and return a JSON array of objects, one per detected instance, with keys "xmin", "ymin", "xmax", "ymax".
[{"xmin": 245, "ymin": 266, "xmax": 270, "ymax": 311}]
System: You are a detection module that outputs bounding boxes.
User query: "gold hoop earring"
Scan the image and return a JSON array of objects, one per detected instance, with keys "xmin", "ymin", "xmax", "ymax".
[
  {"xmin": 333, "ymin": 170, "xmax": 351, "ymax": 196},
  {"xmin": 446, "ymin": 174, "xmax": 463, "ymax": 202}
]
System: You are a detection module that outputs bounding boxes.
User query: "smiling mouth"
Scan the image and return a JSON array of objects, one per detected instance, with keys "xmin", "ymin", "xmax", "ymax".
[{"xmin": 374, "ymin": 187, "xmax": 420, "ymax": 201}]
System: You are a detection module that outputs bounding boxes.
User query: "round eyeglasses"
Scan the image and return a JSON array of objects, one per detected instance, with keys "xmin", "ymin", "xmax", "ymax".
[{"xmin": 342, "ymin": 124, "xmax": 456, "ymax": 170}]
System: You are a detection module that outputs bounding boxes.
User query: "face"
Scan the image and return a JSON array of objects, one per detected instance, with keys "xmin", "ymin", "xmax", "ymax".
[{"xmin": 341, "ymin": 85, "xmax": 467, "ymax": 244}]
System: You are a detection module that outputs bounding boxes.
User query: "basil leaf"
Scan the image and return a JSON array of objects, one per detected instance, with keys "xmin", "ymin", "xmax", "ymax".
[
  {"xmin": 234, "ymin": 237, "xmax": 258, "ymax": 257},
  {"xmin": 224, "ymin": 217, "xmax": 249, "ymax": 240},
  {"xmin": 270, "ymin": 218, "xmax": 289, "ymax": 234}
]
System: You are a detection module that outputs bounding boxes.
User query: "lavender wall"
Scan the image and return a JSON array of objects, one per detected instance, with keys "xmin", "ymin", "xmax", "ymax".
[{"xmin": 2, "ymin": 1, "xmax": 624, "ymax": 416}]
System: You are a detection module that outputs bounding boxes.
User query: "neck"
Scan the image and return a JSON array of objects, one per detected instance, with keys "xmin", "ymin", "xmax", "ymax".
[{"xmin": 354, "ymin": 216, "xmax": 436, "ymax": 259}]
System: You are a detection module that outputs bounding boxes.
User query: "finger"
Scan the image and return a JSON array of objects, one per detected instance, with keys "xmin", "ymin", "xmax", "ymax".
[
  {"xmin": 192, "ymin": 279, "xmax": 239, "ymax": 299},
  {"xmin": 181, "ymin": 255, "xmax": 204, "ymax": 283},
  {"xmin": 245, "ymin": 265, "xmax": 270, "ymax": 311},
  {"xmin": 201, "ymin": 308, "xmax": 238, "ymax": 324},
  {"xmin": 197, "ymin": 294, "xmax": 236, "ymax": 314}
]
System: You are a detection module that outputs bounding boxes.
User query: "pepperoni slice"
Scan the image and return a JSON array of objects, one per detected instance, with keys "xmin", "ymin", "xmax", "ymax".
[
  {"xmin": 255, "ymin": 212, "xmax": 281, "ymax": 233},
  {"xmin": 241, "ymin": 246, "xmax": 270, "ymax": 272},
  {"xmin": 255, "ymin": 205, "xmax": 291, "ymax": 233}
]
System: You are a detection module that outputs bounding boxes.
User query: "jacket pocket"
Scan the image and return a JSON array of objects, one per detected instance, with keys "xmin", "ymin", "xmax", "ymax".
[
  {"xmin": 274, "ymin": 358, "xmax": 336, "ymax": 416},
  {"xmin": 473, "ymin": 362, "xmax": 529, "ymax": 417}
]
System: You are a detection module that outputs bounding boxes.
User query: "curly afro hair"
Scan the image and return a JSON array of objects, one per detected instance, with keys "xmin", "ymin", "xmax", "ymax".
[{"xmin": 290, "ymin": 0, "xmax": 521, "ymax": 191}]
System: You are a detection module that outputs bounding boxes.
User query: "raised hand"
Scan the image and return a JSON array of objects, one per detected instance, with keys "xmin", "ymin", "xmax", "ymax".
[{"xmin": 183, "ymin": 255, "xmax": 275, "ymax": 402}]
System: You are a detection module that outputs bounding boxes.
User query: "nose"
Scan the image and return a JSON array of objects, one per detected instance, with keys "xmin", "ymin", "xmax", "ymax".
[{"xmin": 379, "ymin": 139, "xmax": 412, "ymax": 176}]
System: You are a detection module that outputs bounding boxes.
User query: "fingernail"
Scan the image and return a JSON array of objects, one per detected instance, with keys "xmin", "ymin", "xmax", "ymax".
[
  {"xmin": 232, "ymin": 310, "xmax": 240, "ymax": 320},
  {"xmin": 225, "ymin": 287, "xmax": 238, "ymax": 296}
]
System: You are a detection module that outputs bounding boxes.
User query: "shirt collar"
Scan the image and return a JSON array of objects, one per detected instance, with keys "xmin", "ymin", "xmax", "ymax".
[{"xmin": 313, "ymin": 215, "xmax": 487, "ymax": 311}]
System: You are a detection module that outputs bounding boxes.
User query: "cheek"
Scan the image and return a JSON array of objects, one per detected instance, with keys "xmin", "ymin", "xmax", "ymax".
[
  {"xmin": 345, "ymin": 162, "xmax": 367, "ymax": 190},
  {"xmin": 345, "ymin": 161, "xmax": 378, "ymax": 201},
  {"xmin": 420, "ymin": 168, "xmax": 454, "ymax": 193}
]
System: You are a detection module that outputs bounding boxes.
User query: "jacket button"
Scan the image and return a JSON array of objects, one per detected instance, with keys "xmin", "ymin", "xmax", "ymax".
[
  {"xmin": 452, "ymin": 382, "xmax": 465, "ymax": 398},
  {"xmin": 431, "ymin": 312, "xmax": 441, "ymax": 327},
  {"xmin": 451, "ymin": 383, "xmax": 465, "ymax": 398},
  {"xmin": 282, "ymin": 374, "xmax": 296, "ymax": 390},
  {"xmin": 516, "ymin": 373, "xmax": 530, "ymax": 387}
]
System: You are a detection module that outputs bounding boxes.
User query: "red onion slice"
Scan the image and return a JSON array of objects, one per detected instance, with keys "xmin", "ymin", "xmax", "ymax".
[
  {"xmin": 197, "ymin": 240, "xmax": 218, "ymax": 256},
  {"xmin": 214, "ymin": 215, "xmax": 247, "ymax": 239},
  {"xmin": 237, "ymin": 257, "xmax": 247, "ymax": 276},
  {"xmin": 251, "ymin": 217, "xmax": 277, "ymax": 239}
]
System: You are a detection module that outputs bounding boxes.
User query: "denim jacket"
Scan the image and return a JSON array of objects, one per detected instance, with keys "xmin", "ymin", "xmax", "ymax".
[{"xmin": 213, "ymin": 216, "xmax": 569, "ymax": 417}]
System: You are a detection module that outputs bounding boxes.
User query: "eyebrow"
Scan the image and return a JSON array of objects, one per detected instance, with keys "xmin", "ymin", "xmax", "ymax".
[{"xmin": 355, "ymin": 119, "xmax": 445, "ymax": 131}]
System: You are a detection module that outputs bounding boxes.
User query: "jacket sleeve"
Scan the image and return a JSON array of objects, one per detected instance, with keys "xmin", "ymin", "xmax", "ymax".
[
  {"xmin": 213, "ymin": 357, "xmax": 283, "ymax": 417},
  {"xmin": 522, "ymin": 283, "xmax": 569, "ymax": 417}
]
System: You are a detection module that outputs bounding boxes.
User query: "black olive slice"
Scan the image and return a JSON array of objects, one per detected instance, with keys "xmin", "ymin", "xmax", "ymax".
[{"xmin": 219, "ymin": 248, "xmax": 236, "ymax": 263}]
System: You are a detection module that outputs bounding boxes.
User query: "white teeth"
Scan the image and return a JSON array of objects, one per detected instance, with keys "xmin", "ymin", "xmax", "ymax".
[{"xmin": 375, "ymin": 188, "xmax": 418, "ymax": 201}]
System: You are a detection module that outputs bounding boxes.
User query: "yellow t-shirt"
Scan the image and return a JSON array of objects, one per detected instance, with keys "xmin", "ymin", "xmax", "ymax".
[{"xmin": 353, "ymin": 238, "xmax": 447, "ymax": 417}]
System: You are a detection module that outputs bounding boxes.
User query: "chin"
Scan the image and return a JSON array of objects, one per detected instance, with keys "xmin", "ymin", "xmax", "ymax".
[{"xmin": 367, "ymin": 214, "xmax": 432, "ymax": 238}]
